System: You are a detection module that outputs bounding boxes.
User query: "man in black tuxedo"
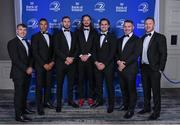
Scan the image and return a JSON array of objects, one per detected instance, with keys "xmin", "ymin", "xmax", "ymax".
[
  {"xmin": 75, "ymin": 15, "xmax": 97, "ymax": 107},
  {"xmin": 116, "ymin": 20, "xmax": 141, "ymax": 118},
  {"xmin": 138, "ymin": 17, "xmax": 167, "ymax": 120},
  {"xmin": 7, "ymin": 24, "xmax": 34, "ymax": 122},
  {"xmin": 91, "ymin": 18, "xmax": 116, "ymax": 113},
  {"xmin": 31, "ymin": 18, "xmax": 55, "ymax": 115},
  {"xmin": 53, "ymin": 16, "xmax": 79, "ymax": 112}
]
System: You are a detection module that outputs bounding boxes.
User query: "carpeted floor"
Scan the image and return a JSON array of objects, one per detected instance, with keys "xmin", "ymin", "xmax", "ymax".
[{"xmin": 0, "ymin": 89, "xmax": 180, "ymax": 124}]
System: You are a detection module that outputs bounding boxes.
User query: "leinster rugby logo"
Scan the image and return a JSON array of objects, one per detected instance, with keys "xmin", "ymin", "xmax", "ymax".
[
  {"xmin": 72, "ymin": 19, "xmax": 81, "ymax": 28},
  {"xmin": 94, "ymin": 2, "xmax": 105, "ymax": 12},
  {"xmin": 49, "ymin": 1, "xmax": 60, "ymax": 12},
  {"xmin": 138, "ymin": 2, "xmax": 149, "ymax": 13},
  {"xmin": 27, "ymin": 18, "xmax": 38, "ymax": 29},
  {"xmin": 116, "ymin": 19, "xmax": 125, "ymax": 29}
]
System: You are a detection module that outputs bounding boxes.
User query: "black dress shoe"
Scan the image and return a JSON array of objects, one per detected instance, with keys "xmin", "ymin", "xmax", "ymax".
[
  {"xmin": 56, "ymin": 107, "xmax": 61, "ymax": 112},
  {"xmin": 44, "ymin": 102, "xmax": 55, "ymax": 109},
  {"xmin": 23, "ymin": 115, "xmax": 32, "ymax": 121},
  {"xmin": 24, "ymin": 108, "xmax": 35, "ymax": 114},
  {"xmin": 91, "ymin": 102, "xmax": 103, "ymax": 108},
  {"xmin": 123, "ymin": 111, "xmax": 134, "ymax": 119},
  {"xmin": 15, "ymin": 115, "xmax": 31, "ymax": 122},
  {"xmin": 138, "ymin": 109, "xmax": 151, "ymax": 114},
  {"xmin": 107, "ymin": 107, "xmax": 114, "ymax": 113},
  {"xmin": 148, "ymin": 113, "xmax": 160, "ymax": 120},
  {"xmin": 38, "ymin": 110, "xmax": 45, "ymax": 115},
  {"xmin": 68, "ymin": 101, "xmax": 79, "ymax": 108}
]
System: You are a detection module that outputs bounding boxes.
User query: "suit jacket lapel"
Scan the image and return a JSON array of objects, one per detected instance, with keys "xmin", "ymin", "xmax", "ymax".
[
  {"xmin": 39, "ymin": 32, "xmax": 49, "ymax": 48},
  {"xmin": 147, "ymin": 32, "xmax": 156, "ymax": 49},
  {"xmin": 17, "ymin": 37, "xmax": 28, "ymax": 57},
  {"xmin": 61, "ymin": 30, "xmax": 70, "ymax": 51},
  {"xmin": 122, "ymin": 35, "xmax": 134, "ymax": 53}
]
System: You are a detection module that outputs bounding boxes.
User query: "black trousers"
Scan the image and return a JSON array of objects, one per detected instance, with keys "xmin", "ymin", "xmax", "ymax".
[
  {"xmin": 141, "ymin": 64, "xmax": 161, "ymax": 114},
  {"xmin": 94, "ymin": 63, "xmax": 115, "ymax": 107},
  {"xmin": 119, "ymin": 70, "xmax": 137, "ymax": 111},
  {"xmin": 13, "ymin": 75, "xmax": 31, "ymax": 117},
  {"xmin": 35, "ymin": 68, "xmax": 52, "ymax": 112},
  {"xmin": 78, "ymin": 60, "xmax": 94, "ymax": 99},
  {"xmin": 56, "ymin": 63, "xmax": 76, "ymax": 108}
]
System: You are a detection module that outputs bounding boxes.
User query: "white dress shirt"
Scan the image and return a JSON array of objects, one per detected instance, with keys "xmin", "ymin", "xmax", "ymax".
[
  {"xmin": 83, "ymin": 27, "xmax": 90, "ymax": 42},
  {"xmin": 42, "ymin": 31, "xmax": 50, "ymax": 47},
  {"xmin": 100, "ymin": 31, "xmax": 108, "ymax": 48},
  {"xmin": 17, "ymin": 35, "xmax": 29, "ymax": 56},
  {"xmin": 122, "ymin": 32, "xmax": 133, "ymax": 51},
  {"xmin": 142, "ymin": 30, "xmax": 154, "ymax": 64},
  {"xmin": 62, "ymin": 27, "xmax": 72, "ymax": 50}
]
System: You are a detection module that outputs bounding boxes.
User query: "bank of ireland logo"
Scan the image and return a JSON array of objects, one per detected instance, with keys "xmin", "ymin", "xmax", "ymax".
[
  {"xmin": 49, "ymin": 1, "xmax": 60, "ymax": 12},
  {"xmin": 27, "ymin": 18, "xmax": 38, "ymax": 29},
  {"xmin": 72, "ymin": 19, "xmax": 81, "ymax": 28},
  {"xmin": 94, "ymin": 2, "xmax": 105, "ymax": 12},
  {"xmin": 116, "ymin": 19, "xmax": 125, "ymax": 29},
  {"xmin": 138, "ymin": 2, "xmax": 149, "ymax": 13}
]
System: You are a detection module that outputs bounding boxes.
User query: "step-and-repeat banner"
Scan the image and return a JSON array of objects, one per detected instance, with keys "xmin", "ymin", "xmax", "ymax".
[{"xmin": 22, "ymin": 0, "xmax": 155, "ymax": 102}]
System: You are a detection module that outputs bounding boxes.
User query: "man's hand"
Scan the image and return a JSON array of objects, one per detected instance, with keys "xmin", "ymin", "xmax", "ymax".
[
  {"xmin": 117, "ymin": 60, "xmax": 126, "ymax": 71},
  {"xmin": 48, "ymin": 61, "xmax": 55, "ymax": 69},
  {"xmin": 80, "ymin": 54, "xmax": 89, "ymax": 62},
  {"xmin": 95, "ymin": 61, "xmax": 105, "ymax": 71},
  {"xmin": 65, "ymin": 57, "xmax": 74, "ymax": 65},
  {"xmin": 26, "ymin": 67, "xmax": 33, "ymax": 75},
  {"xmin": 43, "ymin": 64, "xmax": 51, "ymax": 71}
]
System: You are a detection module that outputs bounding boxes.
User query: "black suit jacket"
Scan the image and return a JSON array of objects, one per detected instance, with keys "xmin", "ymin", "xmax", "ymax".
[
  {"xmin": 117, "ymin": 34, "xmax": 141, "ymax": 73},
  {"xmin": 53, "ymin": 30, "xmax": 78, "ymax": 64},
  {"xmin": 7, "ymin": 37, "xmax": 33, "ymax": 79},
  {"xmin": 93, "ymin": 32, "xmax": 117, "ymax": 66},
  {"xmin": 75, "ymin": 29, "xmax": 97, "ymax": 58},
  {"xmin": 31, "ymin": 32, "xmax": 54, "ymax": 69},
  {"xmin": 140, "ymin": 32, "xmax": 167, "ymax": 71}
]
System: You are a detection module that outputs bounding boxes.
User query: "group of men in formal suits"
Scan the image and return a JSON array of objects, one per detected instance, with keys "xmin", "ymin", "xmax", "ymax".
[{"xmin": 7, "ymin": 15, "xmax": 167, "ymax": 122}]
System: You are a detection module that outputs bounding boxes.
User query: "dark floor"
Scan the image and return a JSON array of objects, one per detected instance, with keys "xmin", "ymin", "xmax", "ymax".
[{"xmin": 0, "ymin": 89, "xmax": 180, "ymax": 124}]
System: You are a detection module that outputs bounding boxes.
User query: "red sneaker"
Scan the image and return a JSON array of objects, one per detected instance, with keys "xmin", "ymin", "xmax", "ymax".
[
  {"xmin": 88, "ymin": 98, "xmax": 94, "ymax": 106},
  {"xmin": 78, "ymin": 99, "xmax": 84, "ymax": 107}
]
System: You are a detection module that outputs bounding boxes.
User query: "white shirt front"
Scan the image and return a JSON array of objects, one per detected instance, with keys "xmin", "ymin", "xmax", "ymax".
[
  {"xmin": 142, "ymin": 30, "xmax": 154, "ymax": 64},
  {"xmin": 42, "ymin": 32, "xmax": 50, "ymax": 47},
  {"xmin": 17, "ymin": 35, "xmax": 29, "ymax": 56},
  {"xmin": 100, "ymin": 31, "xmax": 108, "ymax": 48},
  {"xmin": 62, "ymin": 28, "xmax": 72, "ymax": 50},
  {"xmin": 83, "ymin": 28, "xmax": 90, "ymax": 42},
  {"xmin": 122, "ymin": 32, "xmax": 133, "ymax": 51}
]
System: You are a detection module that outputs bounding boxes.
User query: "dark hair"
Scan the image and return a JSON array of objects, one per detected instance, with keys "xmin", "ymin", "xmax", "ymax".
[
  {"xmin": 80, "ymin": 14, "xmax": 94, "ymax": 30},
  {"xmin": 16, "ymin": 23, "xmax": 27, "ymax": 28},
  {"xmin": 124, "ymin": 20, "xmax": 134, "ymax": 25},
  {"xmin": 99, "ymin": 18, "xmax": 110, "ymax": 25},
  {"xmin": 145, "ymin": 17, "xmax": 155, "ymax": 23},
  {"xmin": 39, "ymin": 18, "xmax": 48, "ymax": 24},
  {"xmin": 61, "ymin": 16, "xmax": 71, "ymax": 22}
]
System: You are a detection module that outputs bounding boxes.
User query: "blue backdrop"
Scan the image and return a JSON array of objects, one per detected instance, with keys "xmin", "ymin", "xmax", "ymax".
[{"xmin": 22, "ymin": 0, "xmax": 155, "ymax": 102}]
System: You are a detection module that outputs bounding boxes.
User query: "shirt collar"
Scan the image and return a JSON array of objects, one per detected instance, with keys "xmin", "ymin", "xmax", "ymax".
[
  {"xmin": 146, "ymin": 30, "xmax": 154, "ymax": 37},
  {"xmin": 17, "ymin": 35, "xmax": 24, "ymax": 41}
]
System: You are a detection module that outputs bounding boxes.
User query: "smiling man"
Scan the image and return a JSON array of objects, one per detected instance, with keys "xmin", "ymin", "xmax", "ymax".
[{"xmin": 116, "ymin": 20, "xmax": 141, "ymax": 119}]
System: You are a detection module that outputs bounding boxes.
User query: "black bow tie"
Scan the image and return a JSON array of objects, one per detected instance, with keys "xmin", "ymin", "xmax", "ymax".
[
  {"xmin": 84, "ymin": 28, "xmax": 89, "ymax": 31},
  {"xmin": 64, "ymin": 29, "xmax": 70, "ymax": 32},
  {"xmin": 145, "ymin": 33, "xmax": 151, "ymax": 37},
  {"xmin": 124, "ymin": 34, "xmax": 129, "ymax": 37},
  {"xmin": 100, "ymin": 33, "xmax": 106, "ymax": 36},
  {"xmin": 22, "ymin": 38, "xmax": 27, "ymax": 41},
  {"xmin": 42, "ymin": 32, "xmax": 48, "ymax": 34}
]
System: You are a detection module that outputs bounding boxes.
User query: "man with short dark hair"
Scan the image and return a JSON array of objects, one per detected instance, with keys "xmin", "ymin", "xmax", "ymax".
[
  {"xmin": 138, "ymin": 17, "xmax": 167, "ymax": 120},
  {"xmin": 53, "ymin": 16, "xmax": 79, "ymax": 112},
  {"xmin": 116, "ymin": 20, "xmax": 141, "ymax": 119},
  {"xmin": 31, "ymin": 18, "xmax": 55, "ymax": 115},
  {"xmin": 92, "ymin": 18, "xmax": 117, "ymax": 113},
  {"xmin": 7, "ymin": 23, "xmax": 34, "ymax": 122}
]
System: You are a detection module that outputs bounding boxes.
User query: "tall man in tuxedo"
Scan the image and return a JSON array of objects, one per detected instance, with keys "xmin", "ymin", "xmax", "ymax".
[
  {"xmin": 7, "ymin": 24, "xmax": 34, "ymax": 122},
  {"xmin": 116, "ymin": 20, "xmax": 141, "ymax": 119},
  {"xmin": 53, "ymin": 16, "xmax": 79, "ymax": 112},
  {"xmin": 92, "ymin": 18, "xmax": 117, "ymax": 113},
  {"xmin": 138, "ymin": 17, "xmax": 167, "ymax": 120},
  {"xmin": 31, "ymin": 18, "xmax": 55, "ymax": 115},
  {"xmin": 75, "ymin": 14, "xmax": 97, "ymax": 107}
]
